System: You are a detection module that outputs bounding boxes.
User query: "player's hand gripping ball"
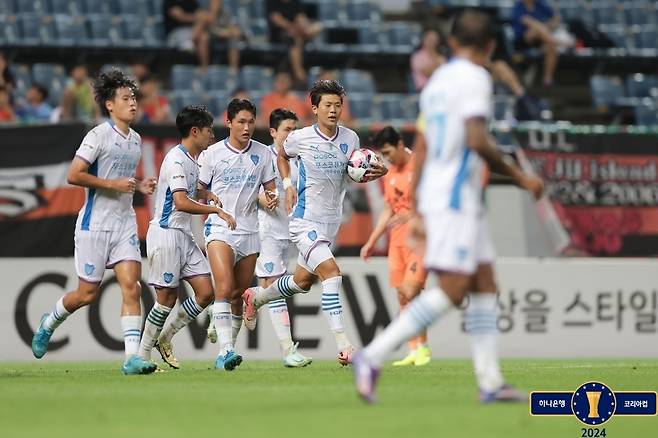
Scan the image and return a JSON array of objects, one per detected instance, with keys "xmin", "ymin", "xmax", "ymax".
[{"xmin": 347, "ymin": 148, "xmax": 381, "ymax": 183}]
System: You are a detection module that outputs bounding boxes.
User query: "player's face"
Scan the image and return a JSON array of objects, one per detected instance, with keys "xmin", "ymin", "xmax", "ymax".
[
  {"xmin": 228, "ymin": 109, "xmax": 256, "ymax": 145},
  {"xmin": 194, "ymin": 125, "xmax": 214, "ymax": 151},
  {"xmin": 107, "ymin": 86, "xmax": 137, "ymax": 123},
  {"xmin": 270, "ymin": 119, "xmax": 297, "ymax": 146},
  {"xmin": 313, "ymin": 94, "xmax": 343, "ymax": 129}
]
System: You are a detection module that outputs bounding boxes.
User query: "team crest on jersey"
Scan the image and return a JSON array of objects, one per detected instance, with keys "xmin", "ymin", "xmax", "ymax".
[
  {"xmin": 129, "ymin": 233, "xmax": 138, "ymax": 247},
  {"xmin": 308, "ymin": 230, "xmax": 317, "ymax": 241},
  {"xmin": 84, "ymin": 263, "xmax": 95, "ymax": 276},
  {"xmin": 250, "ymin": 154, "xmax": 259, "ymax": 165},
  {"xmin": 163, "ymin": 272, "xmax": 174, "ymax": 284},
  {"xmin": 339, "ymin": 143, "xmax": 348, "ymax": 154},
  {"xmin": 264, "ymin": 262, "xmax": 274, "ymax": 273}
]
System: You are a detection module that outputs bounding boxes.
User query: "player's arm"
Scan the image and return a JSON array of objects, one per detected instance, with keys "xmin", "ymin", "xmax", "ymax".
[
  {"xmin": 465, "ymin": 117, "xmax": 543, "ymax": 199},
  {"xmin": 269, "ymin": 11, "xmax": 293, "ymax": 32},
  {"xmin": 168, "ymin": 6, "xmax": 197, "ymax": 24},
  {"xmin": 67, "ymin": 156, "xmax": 136, "ymax": 193},
  {"xmin": 196, "ymin": 185, "xmax": 222, "ymax": 207},
  {"xmin": 173, "ymin": 190, "xmax": 236, "ymax": 229},
  {"xmin": 262, "ymin": 179, "xmax": 278, "ymax": 211},
  {"xmin": 360, "ymin": 203, "xmax": 394, "ymax": 261},
  {"xmin": 277, "ymin": 151, "xmax": 297, "ymax": 214}
]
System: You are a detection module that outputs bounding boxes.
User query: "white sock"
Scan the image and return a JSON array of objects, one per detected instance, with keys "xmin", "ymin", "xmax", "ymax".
[
  {"xmin": 466, "ymin": 293, "xmax": 504, "ymax": 392},
  {"xmin": 43, "ymin": 297, "xmax": 71, "ymax": 332},
  {"xmin": 231, "ymin": 314, "xmax": 243, "ymax": 345},
  {"xmin": 254, "ymin": 275, "xmax": 306, "ymax": 307},
  {"xmin": 159, "ymin": 296, "xmax": 204, "ymax": 343},
  {"xmin": 122, "ymin": 315, "xmax": 143, "ymax": 359},
  {"xmin": 138, "ymin": 303, "xmax": 171, "ymax": 360},
  {"xmin": 213, "ymin": 301, "xmax": 233, "ymax": 356},
  {"xmin": 268, "ymin": 299, "xmax": 294, "ymax": 355},
  {"xmin": 321, "ymin": 276, "xmax": 351, "ymax": 351},
  {"xmin": 364, "ymin": 287, "xmax": 453, "ymax": 367}
]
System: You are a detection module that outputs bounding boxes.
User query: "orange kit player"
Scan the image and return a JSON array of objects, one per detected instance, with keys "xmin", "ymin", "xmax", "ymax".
[{"xmin": 360, "ymin": 126, "xmax": 430, "ymax": 366}]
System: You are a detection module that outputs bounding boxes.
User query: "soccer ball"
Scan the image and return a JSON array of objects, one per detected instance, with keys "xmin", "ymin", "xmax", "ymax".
[{"xmin": 347, "ymin": 148, "xmax": 380, "ymax": 183}]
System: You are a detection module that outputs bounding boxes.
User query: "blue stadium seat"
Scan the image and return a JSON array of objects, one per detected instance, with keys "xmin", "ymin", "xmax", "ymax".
[
  {"xmin": 387, "ymin": 22, "xmax": 419, "ymax": 51},
  {"xmin": 16, "ymin": 0, "xmax": 50, "ymax": 14},
  {"xmin": 625, "ymin": 4, "xmax": 655, "ymax": 26},
  {"xmin": 168, "ymin": 91, "xmax": 208, "ymax": 115},
  {"xmin": 345, "ymin": 1, "xmax": 379, "ymax": 23},
  {"xmin": 626, "ymin": 74, "xmax": 658, "ymax": 99},
  {"xmin": 171, "ymin": 65, "xmax": 205, "ymax": 91},
  {"xmin": 50, "ymin": 0, "xmax": 83, "ymax": 15},
  {"xmin": 149, "ymin": 0, "xmax": 164, "ymax": 16},
  {"xmin": 0, "ymin": 0, "xmax": 14, "ymax": 14},
  {"xmin": 239, "ymin": 65, "xmax": 273, "ymax": 92},
  {"xmin": 32, "ymin": 63, "xmax": 67, "ymax": 106},
  {"xmin": 634, "ymin": 102, "xmax": 658, "ymax": 126},
  {"xmin": 340, "ymin": 69, "xmax": 376, "ymax": 94},
  {"xmin": 599, "ymin": 24, "xmax": 629, "ymax": 49},
  {"xmin": 404, "ymin": 94, "xmax": 419, "ymax": 120},
  {"xmin": 244, "ymin": 0, "xmax": 266, "ymax": 21},
  {"xmin": 19, "ymin": 14, "xmax": 55, "ymax": 46},
  {"xmin": 11, "ymin": 64, "xmax": 32, "ymax": 94},
  {"xmin": 634, "ymin": 28, "xmax": 658, "ymax": 49},
  {"xmin": 53, "ymin": 14, "xmax": 88, "ymax": 46},
  {"xmin": 208, "ymin": 91, "xmax": 230, "ymax": 116},
  {"xmin": 119, "ymin": 15, "xmax": 146, "ymax": 47},
  {"xmin": 81, "ymin": 0, "xmax": 114, "ymax": 15},
  {"xmin": 316, "ymin": 0, "xmax": 340, "ymax": 25},
  {"xmin": 87, "ymin": 15, "xmax": 121, "ymax": 46},
  {"xmin": 590, "ymin": 75, "xmax": 625, "ymax": 108},
  {"xmin": 358, "ymin": 26, "xmax": 387, "ymax": 51},
  {"xmin": 593, "ymin": 4, "xmax": 623, "ymax": 27},
  {"xmin": 204, "ymin": 65, "xmax": 237, "ymax": 92},
  {"xmin": 377, "ymin": 93, "xmax": 408, "ymax": 121},
  {"xmin": 116, "ymin": 0, "xmax": 151, "ymax": 17},
  {"xmin": 0, "ymin": 15, "xmax": 20, "ymax": 45},
  {"xmin": 346, "ymin": 93, "xmax": 374, "ymax": 121},
  {"xmin": 142, "ymin": 18, "xmax": 164, "ymax": 47}
]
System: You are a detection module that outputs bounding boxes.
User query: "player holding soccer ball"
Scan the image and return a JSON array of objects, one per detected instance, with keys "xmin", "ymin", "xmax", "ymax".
[
  {"xmin": 360, "ymin": 126, "xmax": 430, "ymax": 367},
  {"xmin": 353, "ymin": 10, "xmax": 543, "ymax": 403},
  {"xmin": 242, "ymin": 80, "xmax": 388, "ymax": 365}
]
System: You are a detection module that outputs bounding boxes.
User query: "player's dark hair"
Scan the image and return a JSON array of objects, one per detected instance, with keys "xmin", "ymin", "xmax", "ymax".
[
  {"xmin": 269, "ymin": 108, "xmax": 298, "ymax": 130},
  {"xmin": 92, "ymin": 68, "xmax": 138, "ymax": 117},
  {"xmin": 226, "ymin": 98, "xmax": 257, "ymax": 121},
  {"xmin": 451, "ymin": 9, "xmax": 495, "ymax": 50},
  {"xmin": 309, "ymin": 79, "xmax": 345, "ymax": 107},
  {"xmin": 371, "ymin": 126, "xmax": 402, "ymax": 149},
  {"xmin": 31, "ymin": 83, "xmax": 49, "ymax": 101},
  {"xmin": 176, "ymin": 105, "xmax": 214, "ymax": 138}
]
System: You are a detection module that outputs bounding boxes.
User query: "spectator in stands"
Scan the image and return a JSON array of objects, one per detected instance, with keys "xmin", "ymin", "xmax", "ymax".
[
  {"xmin": 208, "ymin": 0, "xmax": 243, "ymax": 74},
  {"xmin": 305, "ymin": 69, "xmax": 354, "ymax": 127},
  {"xmin": 130, "ymin": 62, "xmax": 151, "ymax": 85},
  {"xmin": 0, "ymin": 86, "xmax": 15, "ymax": 122},
  {"xmin": 137, "ymin": 76, "xmax": 171, "ymax": 124},
  {"xmin": 164, "ymin": 0, "xmax": 212, "ymax": 70},
  {"xmin": 260, "ymin": 71, "xmax": 309, "ymax": 126},
  {"xmin": 512, "ymin": 0, "xmax": 559, "ymax": 86},
  {"xmin": 0, "ymin": 52, "xmax": 15, "ymax": 94},
  {"xmin": 60, "ymin": 63, "xmax": 99, "ymax": 122},
  {"xmin": 267, "ymin": 0, "xmax": 323, "ymax": 84},
  {"xmin": 410, "ymin": 29, "xmax": 445, "ymax": 91},
  {"xmin": 16, "ymin": 83, "xmax": 53, "ymax": 123}
]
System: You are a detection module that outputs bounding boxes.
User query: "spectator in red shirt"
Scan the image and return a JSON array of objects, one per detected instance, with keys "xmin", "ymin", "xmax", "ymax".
[
  {"xmin": 0, "ymin": 86, "xmax": 16, "ymax": 122},
  {"xmin": 260, "ymin": 71, "xmax": 309, "ymax": 126},
  {"xmin": 138, "ymin": 76, "xmax": 172, "ymax": 124}
]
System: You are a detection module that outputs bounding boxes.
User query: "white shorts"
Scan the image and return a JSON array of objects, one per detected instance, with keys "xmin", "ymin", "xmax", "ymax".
[
  {"xmin": 74, "ymin": 220, "xmax": 141, "ymax": 283},
  {"xmin": 205, "ymin": 228, "xmax": 260, "ymax": 264},
  {"xmin": 255, "ymin": 237, "xmax": 293, "ymax": 278},
  {"xmin": 167, "ymin": 27, "xmax": 194, "ymax": 51},
  {"xmin": 423, "ymin": 209, "xmax": 495, "ymax": 275},
  {"xmin": 147, "ymin": 226, "xmax": 210, "ymax": 288},
  {"xmin": 289, "ymin": 218, "xmax": 340, "ymax": 273}
]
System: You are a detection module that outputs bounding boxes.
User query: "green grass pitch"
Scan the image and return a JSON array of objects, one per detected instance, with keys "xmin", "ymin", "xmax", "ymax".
[{"xmin": 1, "ymin": 359, "xmax": 656, "ymax": 438}]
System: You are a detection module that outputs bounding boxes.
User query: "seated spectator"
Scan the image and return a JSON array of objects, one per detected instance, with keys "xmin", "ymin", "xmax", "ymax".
[
  {"xmin": 0, "ymin": 52, "xmax": 15, "ymax": 95},
  {"xmin": 488, "ymin": 60, "xmax": 546, "ymax": 120},
  {"xmin": 60, "ymin": 63, "xmax": 99, "ymax": 122},
  {"xmin": 267, "ymin": 0, "xmax": 323, "ymax": 83},
  {"xmin": 164, "ymin": 0, "xmax": 212, "ymax": 70},
  {"xmin": 0, "ymin": 86, "xmax": 16, "ymax": 122},
  {"xmin": 137, "ymin": 76, "xmax": 171, "ymax": 124},
  {"xmin": 260, "ymin": 71, "xmax": 309, "ymax": 126},
  {"xmin": 130, "ymin": 62, "xmax": 151, "ymax": 85},
  {"xmin": 305, "ymin": 69, "xmax": 354, "ymax": 127},
  {"xmin": 16, "ymin": 83, "xmax": 53, "ymax": 122},
  {"xmin": 208, "ymin": 0, "xmax": 243, "ymax": 74},
  {"xmin": 512, "ymin": 0, "xmax": 559, "ymax": 85},
  {"xmin": 410, "ymin": 29, "xmax": 446, "ymax": 91}
]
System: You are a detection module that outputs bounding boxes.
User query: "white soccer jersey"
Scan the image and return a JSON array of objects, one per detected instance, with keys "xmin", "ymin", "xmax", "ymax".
[
  {"xmin": 150, "ymin": 144, "xmax": 199, "ymax": 233},
  {"xmin": 74, "ymin": 121, "xmax": 141, "ymax": 231},
  {"xmin": 199, "ymin": 138, "xmax": 276, "ymax": 234},
  {"xmin": 418, "ymin": 57, "xmax": 492, "ymax": 216},
  {"xmin": 283, "ymin": 124, "xmax": 359, "ymax": 224},
  {"xmin": 258, "ymin": 144, "xmax": 299, "ymax": 240}
]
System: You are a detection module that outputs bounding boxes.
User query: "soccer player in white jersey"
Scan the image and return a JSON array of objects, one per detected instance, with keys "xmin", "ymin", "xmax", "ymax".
[
  {"xmin": 137, "ymin": 106, "xmax": 236, "ymax": 369},
  {"xmin": 255, "ymin": 108, "xmax": 312, "ymax": 367},
  {"xmin": 31, "ymin": 69, "xmax": 159, "ymax": 375},
  {"xmin": 242, "ymin": 80, "xmax": 388, "ymax": 365},
  {"xmin": 199, "ymin": 98, "xmax": 278, "ymax": 371},
  {"xmin": 353, "ymin": 10, "xmax": 544, "ymax": 403}
]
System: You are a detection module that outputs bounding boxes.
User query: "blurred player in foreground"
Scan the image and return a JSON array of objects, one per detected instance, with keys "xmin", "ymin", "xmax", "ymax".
[
  {"xmin": 353, "ymin": 10, "xmax": 543, "ymax": 402},
  {"xmin": 361, "ymin": 126, "xmax": 430, "ymax": 367},
  {"xmin": 242, "ymin": 80, "xmax": 387, "ymax": 365},
  {"xmin": 32, "ymin": 69, "xmax": 158, "ymax": 374},
  {"xmin": 138, "ymin": 105, "xmax": 235, "ymax": 369}
]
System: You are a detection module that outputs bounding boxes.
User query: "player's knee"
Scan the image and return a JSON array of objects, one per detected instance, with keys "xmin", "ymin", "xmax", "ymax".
[
  {"xmin": 121, "ymin": 280, "xmax": 141, "ymax": 303},
  {"xmin": 77, "ymin": 284, "xmax": 100, "ymax": 305},
  {"xmin": 157, "ymin": 291, "xmax": 177, "ymax": 309}
]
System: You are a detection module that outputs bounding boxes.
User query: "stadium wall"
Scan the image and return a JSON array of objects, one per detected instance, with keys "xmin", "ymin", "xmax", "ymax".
[{"xmin": 2, "ymin": 257, "xmax": 657, "ymax": 361}]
